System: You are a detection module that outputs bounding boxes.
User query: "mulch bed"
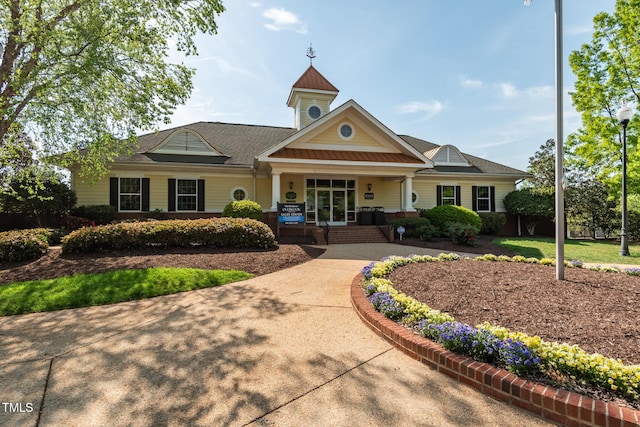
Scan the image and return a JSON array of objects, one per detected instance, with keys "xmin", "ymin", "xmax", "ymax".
[{"xmin": 0, "ymin": 245, "xmax": 326, "ymax": 286}]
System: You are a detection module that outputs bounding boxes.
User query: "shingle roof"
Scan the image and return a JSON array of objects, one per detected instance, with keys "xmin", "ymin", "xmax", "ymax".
[
  {"xmin": 291, "ymin": 66, "xmax": 339, "ymax": 92},
  {"xmin": 115, "ymin": 122, "xmax": 527, "ymax": 177},
  {"xmin": 122, "ymin": 122, "xmax": 297, "ymax": 166},
  {"xmin": 399, "ymin": 135, "xmax": 528, "ymax": 176}
]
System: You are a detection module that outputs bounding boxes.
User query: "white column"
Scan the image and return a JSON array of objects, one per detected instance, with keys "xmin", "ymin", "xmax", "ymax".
[
  {"xmin": 271, "ymin": 172, "xmax": 281, "ymax": 211},
  {"xmin": 404, "ymin": 176, "xmax": 415, "ymax": 212}
]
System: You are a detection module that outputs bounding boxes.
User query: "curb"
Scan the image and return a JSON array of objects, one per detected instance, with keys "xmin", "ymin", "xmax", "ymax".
[{"xmin": 350, "ymin": 274, "xmax": 640, "ymax": 427}]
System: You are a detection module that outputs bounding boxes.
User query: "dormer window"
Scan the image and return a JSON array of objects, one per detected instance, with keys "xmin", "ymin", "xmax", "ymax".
[
  {"xmin": 425, "ymin": 145, "xmax": 472, "ymax": 167},
  {"xmin": 152, "ymin": 130, "xmax": 222, "ymax": 156}
]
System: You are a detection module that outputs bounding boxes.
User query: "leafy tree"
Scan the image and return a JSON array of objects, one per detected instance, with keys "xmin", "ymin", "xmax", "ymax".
[
  {"xmin": 503, "ymin": 188, "xmax": 554, "ymax": 235},
  {"xmin": 0, "ymin": 1, "xmax": 225, "ymax": 183},
  {"xmin": 525, "ymin": 139, "xmax": 557, "ymax": 188},
  {"xmin": 568, "ymin": 0, "xmax": 639, "ymax": 196},
  {"xmin": 566, "ymin": 177, "xmax": 619, "ymax": 238},
  {"xmin": 0, "ymin": 172, "xmax": 77, "ymax": 225}
]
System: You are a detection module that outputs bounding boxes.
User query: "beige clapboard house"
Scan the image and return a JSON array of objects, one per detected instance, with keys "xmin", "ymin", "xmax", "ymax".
[{"xmin": 70, "ymin": 65, "xmax": 527, "ymax": 237}]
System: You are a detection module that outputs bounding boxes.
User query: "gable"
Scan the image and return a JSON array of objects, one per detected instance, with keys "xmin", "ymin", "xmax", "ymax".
[
  {"xmin": 259, "ymin": 100, "xmax": 432, "ymax": 167},
  {"xmin": 424, "ymin": 145, "xmax": 472, "ymax": 167},
  {"xmin": 150, "ymin": 130, "xmax": 224, "ymax": 157}
]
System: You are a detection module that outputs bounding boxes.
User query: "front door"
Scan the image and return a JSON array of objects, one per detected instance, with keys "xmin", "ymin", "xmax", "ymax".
[
  {"xmin": 316, "ymin": 189, "xmax": 347, "ymax": 226},
  {"xmin": 306, "ymin": 178, "xmax": 355, "ymax": 226}
]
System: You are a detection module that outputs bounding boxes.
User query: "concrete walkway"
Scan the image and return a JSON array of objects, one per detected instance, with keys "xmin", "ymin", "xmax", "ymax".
[{"xmin": 0, "ymin": 244, "xmax": 555, "ymax": 426}]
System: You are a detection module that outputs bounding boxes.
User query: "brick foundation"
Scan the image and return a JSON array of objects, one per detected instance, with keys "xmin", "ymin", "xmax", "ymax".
[{"xmin": 350, "ymin": 274, "xmax": 640, "ymax": 427}]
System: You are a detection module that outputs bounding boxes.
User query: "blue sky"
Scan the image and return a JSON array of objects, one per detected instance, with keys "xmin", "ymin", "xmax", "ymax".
[{"xmin": 167, "ymin": 0, "xmax": 616, "ymax": 171}]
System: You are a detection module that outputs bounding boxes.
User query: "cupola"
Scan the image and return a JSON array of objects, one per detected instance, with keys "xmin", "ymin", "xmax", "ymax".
[{"xmin": 287, "ymin": 64, "xmax": 339, "ymax": 130}]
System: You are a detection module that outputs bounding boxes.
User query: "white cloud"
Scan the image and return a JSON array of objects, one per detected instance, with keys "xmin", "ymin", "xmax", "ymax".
[
  {"xmin": 396, "ymin": 101, "xmax": 444, "ymax": 121},
  {"xmin": 497, "ymin": 82, "xmax": 553, "ymax": 100},
  {"xmin": 461, "ymin": 76, "xmax": 483, "ymax": 88},
  {"xmin": 263, "ymin": 8, "xmax": 307, "ymax": 34}
]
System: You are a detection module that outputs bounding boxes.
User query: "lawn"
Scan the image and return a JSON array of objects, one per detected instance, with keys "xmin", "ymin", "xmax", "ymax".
[
  {"xmin": 493, "ymin": 237, "xmax": 640, "ymax": 264},
  {"xmin": 0, "ymin": 267, "xmax": 253, "ymax": 316}
]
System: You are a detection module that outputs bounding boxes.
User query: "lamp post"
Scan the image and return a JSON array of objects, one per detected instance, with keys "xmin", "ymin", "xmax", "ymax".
[
  {"xmin": 616, "ymin": 105, "xmax": 633, "ymax": 256},
  {"xmin": 524, "ymin": 0, "xmax": 564, "ymax": 279}
]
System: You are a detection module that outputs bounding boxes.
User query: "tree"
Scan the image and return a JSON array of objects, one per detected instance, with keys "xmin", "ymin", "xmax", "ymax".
[
  {"xmin": 568, "ymin": 0, "xmax": 639, "ymax": 197},
  {"xmin": 503, "ymin": 188, "xmax": 554, "ymax": 236},
  {"xmin": 0, "ymin": 171, "xmax": 77, "ymax": 225},
  {"xmin": 0, "ymin": 1, "xmax": 225, "ymax": 183},
  {"xmin": 566, "ymin": 177, "xmax": 619, "ymax": 238},
  {"xmin": 525, "ymin": 138, "xmax": 557, "ymax": 188}
]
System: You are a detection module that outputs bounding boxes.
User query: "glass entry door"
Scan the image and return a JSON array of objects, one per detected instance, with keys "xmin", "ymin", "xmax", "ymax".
[{"xmin": 307, "ymin": 179, "xmax": 354, "ymax": 226}]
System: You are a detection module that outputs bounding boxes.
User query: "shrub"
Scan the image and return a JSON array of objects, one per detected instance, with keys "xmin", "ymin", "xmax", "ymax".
[
  {"xmin": 478, "ymin": 212, "xmax": 506, "ymax": 235},
  {"xmin": 388, "ymin": 217, "xmax": 435, "ymax": 238},
  {"xmin": 0, "ymin": 228, "xmax": 50, "ymax": 263},
  {"xmin": 446, "ymin": 222, "xmax": 479, "ymax": 246},
  {"xmin": 222, "ymin": 200, "xmax": 264, "ymax": 222},
  {"xmin": 422, "ymin": 205, "xmax": 482, "ymax": 233},
  {"xmin": 70, "ymin": 205, "xmax": 116, "ymax": 225},
  {"xmin": 61, "ymin": 218, "xmax": 276, "ymax": 253}
]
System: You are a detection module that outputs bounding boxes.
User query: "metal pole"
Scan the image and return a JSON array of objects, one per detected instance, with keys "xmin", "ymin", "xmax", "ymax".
[
  {"xmin": 620, "ymin": 122, "xmax": 629, "ymax": 256},
  {"xmin": 554, "ymin": 0, "xmax": 565, "ymax": 280}
]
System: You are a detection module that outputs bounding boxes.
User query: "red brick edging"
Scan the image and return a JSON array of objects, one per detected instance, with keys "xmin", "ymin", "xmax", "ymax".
[{"xmin": 350, "ymin": 274, "xmax": 640, "ymax": 427}]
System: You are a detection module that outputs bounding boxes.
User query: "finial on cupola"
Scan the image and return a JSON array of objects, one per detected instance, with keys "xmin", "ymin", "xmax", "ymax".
[{"xmin": 306, "ymin": 43, "xmax": 316, "ymax": 65}]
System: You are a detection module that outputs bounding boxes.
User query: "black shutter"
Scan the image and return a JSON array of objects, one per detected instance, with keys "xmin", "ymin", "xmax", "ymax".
[
  {"xmin": 142, "ymin": 178, "xmax": 150, "ymax": 211},
  {"xmin": 436, "ymin": 185, "xmax": 442, "ymax": 206},
  {"xmin": 109, "ymin": 178, "xmax": 119, "ymax": 210},
  {"xmin": 472, "ymin": 186, "xmax": 478, "ymax": 211},
  {"xmin": 168, "ymin": 179, "xmax": 176, "ymax": 212},
  {"xmin": 197, "ymin": 179, "xmax": 205, "ymax": 212},
  {"xmin": 490, "ymin": 186, "xmax": 496, "ymax": 212},
  {"xmin": 455, "ymin": 186, "xmax": 461, "ymax": 206}
]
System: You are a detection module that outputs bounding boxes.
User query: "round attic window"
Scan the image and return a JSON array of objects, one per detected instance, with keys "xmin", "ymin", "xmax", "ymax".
[
  {"xmin": 339, "ymin": 123, "xmax": 353, "ymax": 139},
  {"xmin": 308, "ymin": 105, "xmax": 321, "ymax": 119}
]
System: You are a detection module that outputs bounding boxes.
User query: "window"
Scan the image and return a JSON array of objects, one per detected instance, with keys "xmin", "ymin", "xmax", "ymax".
[
  {"xmin": 119, "ymin": 178, "xmax": 141, "ymax": 211},
  {"xmin": 177, "ymin": 179, "xmax": 197, "ymax": 211},
  {"xmin": 308, "ymin": 105, "xmax": 321, "ymax": 119},
  {"xmin": 476, "ymin": 186, "xmax": 491, "ymax": 212},
  {"xmin": 231, "ymin": 187, "xmax": 248, "ymax": 201},
  {"xmin": 473, "ymin": 186, "xmax": 494, "ymax": 212},
  {"xmin": 338, "ymin": 123, "xmax": 354, "ymax": 139},
  {"xmin": 412, "ymin": 191, "xmax": 419, "ymax": 205},
  {"xmin": 441, "ymin": 185, "xmax": 456, "ymax": 205}
]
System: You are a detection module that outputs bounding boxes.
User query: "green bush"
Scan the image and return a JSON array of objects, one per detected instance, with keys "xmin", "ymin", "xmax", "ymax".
[
  {"xmin": 389, "ymin": 217, "xmax": 435, "ymax": 239},
  {"xmin": 479, "ymin": 212, "xmax": 506, "ymax": 235},
  {"xmin": 70, "ymin": 205, "xmax": 116, "ymax": 225},
  {"xmin": 61, "ymin": 218, "xmax": 276, "ymax": 253},
  {"xmin": 0, "ymin": 228, "xmax": 50, "ymax": 263},
  {"xmin": 222, "ymin": 200, "xmax": 263, "ymax": 222},
  {"xmin": 446, "ymin": 222, "xmax": 479, "ymax": 246},
  {"xmin": 422, "ymin": 205, "xmax": 482, "ymax": 233},
  {"xmin": 416, "ymin": 224, "xmax": 439, "ymax": 241},
  {"xmin": 628, "ymin": 210, "xmax": 640, "ymax": 241}
]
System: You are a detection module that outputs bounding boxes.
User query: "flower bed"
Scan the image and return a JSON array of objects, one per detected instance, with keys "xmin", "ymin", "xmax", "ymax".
[{"xmin": 359, "ymin": 254, "xmax": 640, "ymax": 405}]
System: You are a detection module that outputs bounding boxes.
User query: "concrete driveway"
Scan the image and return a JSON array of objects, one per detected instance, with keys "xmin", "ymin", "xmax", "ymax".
[{"xmin": 0, "ymin": 244, "xmax": 555, "ymax": 426}]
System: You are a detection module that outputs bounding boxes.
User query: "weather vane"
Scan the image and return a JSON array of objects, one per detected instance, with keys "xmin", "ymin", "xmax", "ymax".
[{"xmin": 306, "ymin": 44, "xmax": 316, "ymax": 65}]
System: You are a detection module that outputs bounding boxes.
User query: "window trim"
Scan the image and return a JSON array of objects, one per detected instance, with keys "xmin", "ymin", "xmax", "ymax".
[
  {"xmin": 475, "ymin": 185, "xmax": 492, "ymax": 212},
  {"xmin": 176, "ymin": 179, "xmax": 198, "ymax": 212},
  {"xmin": 337, "ymin": 122, "xmax": 354, "ymax": 140},
  {"xmin": 119, "ymin": 177, "xmax": 142, "ymax": 212},
  {"xmin": 307, "ymin": 104, "xmax": 322, "ymax": 120},
  {"xmin": 230, "ymin": 186, "xmax": 248, "ymax": 201}
]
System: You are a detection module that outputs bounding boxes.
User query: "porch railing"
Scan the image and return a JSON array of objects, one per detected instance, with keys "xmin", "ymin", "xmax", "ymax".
[{"xmin": 317, "ymin": 209, "xmax": 330, "ymax": 244}]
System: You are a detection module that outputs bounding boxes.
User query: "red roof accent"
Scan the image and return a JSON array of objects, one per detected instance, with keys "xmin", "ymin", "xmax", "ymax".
[
  {"xmin": 292, "ymin": 66, "xmax": 339, "ymax": 92},
  {"xmin": 269, "ymin": 148, "xmax": 423, "ymax": 164}
]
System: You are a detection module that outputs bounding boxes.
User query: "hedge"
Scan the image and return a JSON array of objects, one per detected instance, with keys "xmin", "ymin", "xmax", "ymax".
[
  {"xmin": 222, "ymin": 200, "xmax": 264, "ymax": 222},
  {"xmin": 61, "ymin": 218, "xmax": 276, "ymax": 253},
  {"xmin": 421, "ymin": 205, "xmax": 482, "ymax": 233},
  {"xmin": 0, "ymin": 228, "xmax": 51, "ymax": 263}
]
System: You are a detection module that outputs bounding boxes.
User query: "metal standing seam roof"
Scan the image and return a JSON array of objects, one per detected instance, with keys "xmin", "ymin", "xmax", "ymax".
[
  {"xmin": 116, "ymin": 122, "xmax": 527, "ymax": 177},
  {"xmin": 291, "ymin": 65, "xmax": 339, "ymax": 92}
]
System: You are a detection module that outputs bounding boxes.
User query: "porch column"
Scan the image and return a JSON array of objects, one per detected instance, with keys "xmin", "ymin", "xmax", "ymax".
[
  {"xmin": 404, "ymin": 176, "xmax": 415, "ymax": 212},
  {"xmin": 271, "ymin": 172, "xmax": 281, "ymax": 211}
]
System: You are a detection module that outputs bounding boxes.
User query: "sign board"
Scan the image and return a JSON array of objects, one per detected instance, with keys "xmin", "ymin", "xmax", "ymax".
[
  {"xmin": 397, "ymin": 225, "xmax": 405, "ymax": 241},
  {"xmin": 364, "ymin": 192, "xmax": 374, "ymax": 200},
  {"xmin": 278, "ymin": 203, "xmax": 305, "ymax": 225}
]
